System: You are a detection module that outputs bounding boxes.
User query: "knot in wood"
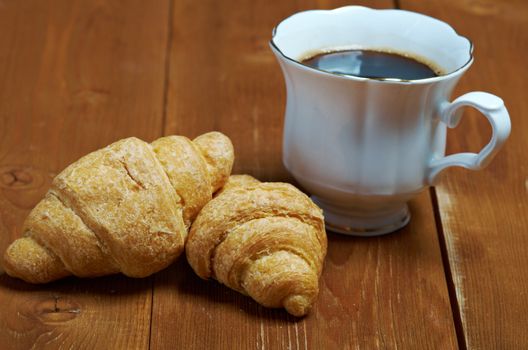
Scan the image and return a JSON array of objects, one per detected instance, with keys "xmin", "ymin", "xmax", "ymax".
[
  {"xmin": 0, "ymin": 165, "xmax": 47, "ymax": 190},
  {"xmin": 35, "ymin": 295, "xmax": 81, "ymax": 324}
]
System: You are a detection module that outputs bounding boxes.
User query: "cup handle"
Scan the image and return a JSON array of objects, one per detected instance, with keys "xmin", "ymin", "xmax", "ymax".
[{"xmin": 427, "ymin": 91, "xmax": 511, "ymax": 185}]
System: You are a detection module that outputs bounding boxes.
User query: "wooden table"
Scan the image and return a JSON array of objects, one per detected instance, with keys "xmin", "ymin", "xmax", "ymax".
[{"xmin": 0, "ymin": 1, "xmax": 526, "ymax": 349}]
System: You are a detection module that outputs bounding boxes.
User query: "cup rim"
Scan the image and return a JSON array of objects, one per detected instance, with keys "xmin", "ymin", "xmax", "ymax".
[{"xmin": 270, "ymin": 6, "xmax": 474, "ymax": 84}]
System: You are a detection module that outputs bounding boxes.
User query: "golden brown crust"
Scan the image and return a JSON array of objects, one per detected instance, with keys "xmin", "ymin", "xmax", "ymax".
[
  {"xmin": 193, "ymin": 132, "xmax": 234, "ymax": 193},
  {"xmin": 23, "ymin": 193, "xmax": 119, "ymax": 277},
  {"xmin": 2, "ymin": 132, "xmax": 234, "ymax": 283},
  {"xmin": 151, "ymin": 136, "xmax": 211, "ymax": 228},
  {"xmin": 51, "ymin": 137, "xmax": 186, "ymax": 277},
  {"xmin": 3, "ymin": 237, "xmax": 69, "ymax": 284},
  {"xmin": 214, "ymin": 174, "xmax": 261, "ymax": 196},
  {"xmin": 186, "ymin": 175, "xmax": 327, "ymax": 316}
]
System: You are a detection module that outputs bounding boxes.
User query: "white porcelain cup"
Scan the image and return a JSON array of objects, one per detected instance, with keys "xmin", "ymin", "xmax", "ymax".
[{"xmin": 270, "ymin": 6, "xmax": 511, "ymax": 236}]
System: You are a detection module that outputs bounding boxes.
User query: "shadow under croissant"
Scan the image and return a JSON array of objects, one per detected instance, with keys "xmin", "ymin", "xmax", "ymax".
[
  {"xmin": 0, "ymin": 196, "xmax": 420, "ymax": 306},
  {"xmin": 0, "ymin": 256, "xmax": 303, "ymax": 322},
  {"xmin": 153, "ymin": 256, "xmax": 304, "ymax": 323},
  {"xmin": 0, "ymin": 268, "xmax": 153, "ymax": 296},
  {"xmin": 0, "ymin": 226, "xmax": 413, "ymax": 322}
]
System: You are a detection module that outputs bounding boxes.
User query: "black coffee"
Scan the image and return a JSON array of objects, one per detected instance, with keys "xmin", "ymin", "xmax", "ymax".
[{"xmin": 301, "ymin": 49, "xmax": 439, "ymax": 80}]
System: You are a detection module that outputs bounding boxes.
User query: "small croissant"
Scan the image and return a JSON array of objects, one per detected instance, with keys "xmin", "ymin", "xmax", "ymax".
[
  {"xmin": 186, "ymin": 175, "xmax": 327, "ymax": 316},
  {"xmin": 2, "ymin": 132, "xmax": 234, "ymax": 283}
]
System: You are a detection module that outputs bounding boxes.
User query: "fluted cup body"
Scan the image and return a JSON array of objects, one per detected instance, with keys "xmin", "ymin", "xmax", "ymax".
[{"xmin": 271, "ymin": 7, "xmax": 510, "ymax": 235}]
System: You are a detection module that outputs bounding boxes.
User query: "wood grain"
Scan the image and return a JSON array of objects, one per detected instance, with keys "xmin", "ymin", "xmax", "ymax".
[
  {"xmin": 0, "ymin": 0, "xmax": 169, "ymax": 348},
  {"xmin": 152, "ymin": 1, "xmax": 459, "ymax": 349},
  {"xmin": 399, "ymin": 0, "xmax": 528, "ymax": 348},
  {"xmin": 152, "ymin": 193, "xmax": 458, "ymax": 350}
]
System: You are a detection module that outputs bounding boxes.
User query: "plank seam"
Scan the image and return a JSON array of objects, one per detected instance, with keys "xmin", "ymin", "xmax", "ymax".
[
  {"xmin": 148, "ymin": 277, "xmax": 155, "ymax": 350},
  {"xmin": 430, "ymin": 187, "xmax": 468, "ymax": 350},
  {"xmin": 161, "ymin": 0, "xmax": 175, "ymax": 137}
]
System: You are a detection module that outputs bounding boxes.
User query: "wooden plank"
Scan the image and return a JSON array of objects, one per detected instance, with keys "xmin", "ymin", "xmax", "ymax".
[
  {"xmin": 152, "ymin": 1, "xmax": 459, "ymax": 348},
  {"xmin": 399, "ymin": 0, "xmax": 528, "ymax": 348},
  {"xmin": 0, "ymin": 1, "xmax": 169, "ymax": 348}
]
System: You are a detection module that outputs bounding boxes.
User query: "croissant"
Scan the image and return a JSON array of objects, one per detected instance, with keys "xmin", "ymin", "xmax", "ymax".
[
  {"xmin": 186, "ymin": 175, "xmax": 327, "ymax": 316},
  {"xmin": 2, "ymin": 132, "xmax": 234, "ymax": 283}
]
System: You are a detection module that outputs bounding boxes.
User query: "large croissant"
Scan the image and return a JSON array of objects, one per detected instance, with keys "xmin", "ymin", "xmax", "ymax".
[
  {"xmin": 186, "ymin": 175, "xmax": 327, "ymax": 316},
  {"xmin": 2, "ymin": 132, "xmax": 234, "ymax": 283}
]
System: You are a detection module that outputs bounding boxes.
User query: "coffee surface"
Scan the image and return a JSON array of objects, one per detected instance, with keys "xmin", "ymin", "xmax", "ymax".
[{"xmin": 301, "ymin": 49, "xmax": 439, "ymax": 80}]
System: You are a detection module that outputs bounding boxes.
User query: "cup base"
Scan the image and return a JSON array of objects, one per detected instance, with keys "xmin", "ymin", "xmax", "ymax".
[{"xmin": 311, "ymin": 196, "xmax": 411, "ymax": 236}]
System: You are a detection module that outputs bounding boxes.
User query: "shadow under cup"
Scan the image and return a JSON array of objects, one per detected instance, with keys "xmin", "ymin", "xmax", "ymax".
[{"xmin": 271, "ymin": 7, "xmax": 481, "ymax": 236}]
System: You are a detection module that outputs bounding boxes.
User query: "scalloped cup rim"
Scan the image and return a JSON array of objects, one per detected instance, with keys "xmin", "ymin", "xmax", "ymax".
[{"xmin": 270, "ymin": 6, "xmax": 474, "ymax": 85}]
